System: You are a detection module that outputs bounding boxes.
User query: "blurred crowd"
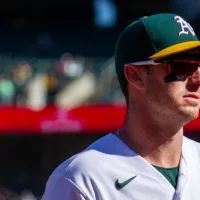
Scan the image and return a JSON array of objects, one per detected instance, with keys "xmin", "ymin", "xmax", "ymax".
[
  {"xmin": 0, "ymin": 62, "xmax": 33, "ymax": 106},
  {"xmin": 0, "ymin": 53, "xmax": 125, "ymax": 109},
  {"xmin": 0, "ymin": 188, "xmax": 40, "ymax": 200},
  {"xmin": 0, "ymin": 52, "xmax": 125, "ymax": 200}
]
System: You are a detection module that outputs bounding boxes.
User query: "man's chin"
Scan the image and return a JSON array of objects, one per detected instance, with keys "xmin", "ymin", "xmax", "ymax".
[{"xmin": 181, "ymin": 108, "xmax": 200, "ymax": 122}]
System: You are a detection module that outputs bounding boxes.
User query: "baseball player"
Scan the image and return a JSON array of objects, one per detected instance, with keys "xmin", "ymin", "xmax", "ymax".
[{"xmin": 42, "ymin": 13, "xmax": 200, "ymax": 200}]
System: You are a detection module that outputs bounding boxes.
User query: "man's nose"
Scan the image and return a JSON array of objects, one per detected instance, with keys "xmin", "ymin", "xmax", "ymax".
[{"xmin": 188, "ymin": 67, "xmax": 200, "ymax": 85}]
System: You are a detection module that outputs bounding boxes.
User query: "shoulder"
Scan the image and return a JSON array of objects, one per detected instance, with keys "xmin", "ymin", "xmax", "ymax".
[
  {"xmin": 50, "ymin": 133, "xmax": 119, "ymax": 179},
  {"xmin": 183, "ymin": 136, "xmax": 200, "ymax": 160},
  {"xmin": 42, "ymin": 133, "xmax": 121, "ymax": 199},
  {"xmin": 183, "ymin": 136, "xmax": 200, "ymax": 150}
]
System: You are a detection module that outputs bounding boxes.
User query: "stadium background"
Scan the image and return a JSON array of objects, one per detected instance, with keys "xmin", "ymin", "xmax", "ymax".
[{"xmin": 0, "ymin": 0, "xmax": 200, "ymax": 199}]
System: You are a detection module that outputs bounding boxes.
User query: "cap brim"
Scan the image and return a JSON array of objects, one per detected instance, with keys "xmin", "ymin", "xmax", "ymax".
[{"xmin": 148, "ymin": 41, "xmax": 200, "ymax": 60}]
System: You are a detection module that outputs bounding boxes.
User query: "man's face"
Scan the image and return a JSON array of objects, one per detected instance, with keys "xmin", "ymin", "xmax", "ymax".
[{"xmin": 144, "ymin": 57, "xmax": 200, "ymax": 124}]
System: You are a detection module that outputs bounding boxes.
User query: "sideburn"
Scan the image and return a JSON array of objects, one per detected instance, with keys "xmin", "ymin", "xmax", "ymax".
[{"xmin": 145, "ymin": 65, "xmax": 153, "ymax": 75}]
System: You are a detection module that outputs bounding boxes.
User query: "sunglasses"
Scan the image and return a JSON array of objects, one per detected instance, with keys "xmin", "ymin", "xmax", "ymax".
[{"xmin": 129, "ymin": 59, "xmax": 200, "ymax": 77}]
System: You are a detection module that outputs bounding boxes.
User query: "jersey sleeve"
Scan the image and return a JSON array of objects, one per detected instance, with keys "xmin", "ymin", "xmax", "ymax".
[{"xmin": 41, "ymin": 175, "xmax": 88, "ymax": 200}]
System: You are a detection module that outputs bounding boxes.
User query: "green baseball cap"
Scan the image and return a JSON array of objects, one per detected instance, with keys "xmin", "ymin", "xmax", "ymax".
[{"xmin": 115, "ymin": 13, "xmax": 200, "ymax": 80}]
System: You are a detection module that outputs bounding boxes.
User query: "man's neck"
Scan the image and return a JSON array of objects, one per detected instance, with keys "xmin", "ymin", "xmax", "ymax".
[{"xmin": 120, "ymin": 115, "xmax": 183, "ymax": 168}]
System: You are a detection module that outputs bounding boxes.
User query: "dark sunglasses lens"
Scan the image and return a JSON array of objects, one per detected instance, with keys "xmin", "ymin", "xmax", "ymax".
[{"xmin": 169, "ymin": 62, "xmax": 199, "ymax": 76}]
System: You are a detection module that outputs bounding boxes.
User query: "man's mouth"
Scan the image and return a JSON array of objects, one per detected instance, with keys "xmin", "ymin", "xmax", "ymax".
[{"xmin": 183, "ymin": 94, "xmax": 200, "ymax": 99}]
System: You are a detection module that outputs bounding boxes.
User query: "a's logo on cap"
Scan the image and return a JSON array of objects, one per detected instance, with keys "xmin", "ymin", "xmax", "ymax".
[{"xmin": 174, "ymin": 16, "xmax": 195, "ymax": 36}]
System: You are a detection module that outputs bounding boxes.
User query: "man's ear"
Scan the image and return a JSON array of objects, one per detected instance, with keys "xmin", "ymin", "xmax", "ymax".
[{"xmin": 124, "ymin": 64, "xmax": 145, "ymax": 89}]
